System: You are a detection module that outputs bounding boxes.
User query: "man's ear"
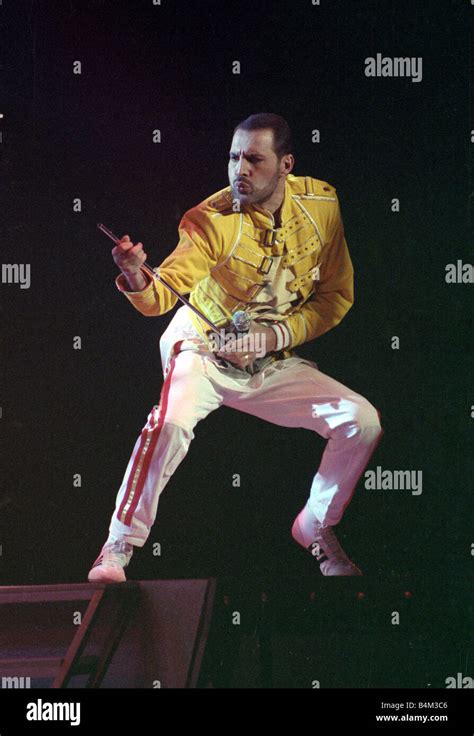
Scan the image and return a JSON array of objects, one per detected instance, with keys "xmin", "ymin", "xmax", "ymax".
[{"xmin": 281, "ymin": 153, "xmax": 294, "ymax": 175}]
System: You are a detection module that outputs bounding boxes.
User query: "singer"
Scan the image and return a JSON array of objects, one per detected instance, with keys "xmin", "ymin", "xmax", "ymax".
[{"xmin": 88, "ymin": 113, "xmax": 383, "ymax": 582}]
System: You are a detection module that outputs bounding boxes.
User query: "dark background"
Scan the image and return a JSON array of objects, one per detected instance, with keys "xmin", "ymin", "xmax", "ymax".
[{"xmin": 0, "ymin": 0, "xmax": 472, "ymax": 688}]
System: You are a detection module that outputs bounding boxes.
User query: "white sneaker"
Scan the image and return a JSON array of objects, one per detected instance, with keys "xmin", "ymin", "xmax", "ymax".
[
  {"xmin": 292, "ymin": 503, "xmax": 362, "ymax": 576},
  {"xmin": 87, "ymin": 539, "xmax": 134, "ymax": 583}
]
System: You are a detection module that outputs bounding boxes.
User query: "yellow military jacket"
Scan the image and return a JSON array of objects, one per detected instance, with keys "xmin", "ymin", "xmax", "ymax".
[{"xmin": 115, "ymin": 174, "xmax": 354, "ymax": 359}]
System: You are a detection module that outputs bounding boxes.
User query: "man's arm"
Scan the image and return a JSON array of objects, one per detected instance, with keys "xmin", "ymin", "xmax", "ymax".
[
  {"xmin": 274, "ymin": 196, "xmax": 354, "ymax": 350},
  {"xmin": 115, "ymin": 208, "xmax": 223, "ymax": 316},
  {"xmin": 122, "ymin": 269, "xmax": 148, "ymax": 292}
]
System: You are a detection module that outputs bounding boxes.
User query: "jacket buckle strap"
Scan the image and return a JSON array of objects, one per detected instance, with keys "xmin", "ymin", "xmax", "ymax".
[
  {"xmin": 258, "ymin": 255, "xmax": 273, "ymax": 275},
  {"xmin": 263, "ymin": 229, "xmax": 275, "ymax": 246}
]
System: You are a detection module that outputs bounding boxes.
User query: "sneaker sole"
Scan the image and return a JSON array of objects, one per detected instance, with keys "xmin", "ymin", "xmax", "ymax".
[{"xmin": 87, "ymin": 566, "xmax": 127, "ymax": 584}]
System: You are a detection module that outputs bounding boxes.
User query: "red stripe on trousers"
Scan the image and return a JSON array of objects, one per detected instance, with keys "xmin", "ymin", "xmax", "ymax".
[{"xmin": 117, "ymin": 341, "xmax": 184, "ymax": 526}]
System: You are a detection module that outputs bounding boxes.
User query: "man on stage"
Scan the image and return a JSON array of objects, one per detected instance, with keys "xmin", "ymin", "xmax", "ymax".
[{"xmin": 88, "ymin": 112, "xmax": 383, "ymax": 581}]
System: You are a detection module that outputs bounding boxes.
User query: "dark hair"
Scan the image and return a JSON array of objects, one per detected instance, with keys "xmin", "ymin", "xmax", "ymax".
[{"xmin": 233, "ymin": 113, "xmax": 293, "ymax": 159}]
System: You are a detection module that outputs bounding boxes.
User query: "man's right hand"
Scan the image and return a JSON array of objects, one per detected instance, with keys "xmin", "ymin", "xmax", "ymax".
[{"xmin": 112, "ymin": 235, "xmax": 148, "ymax": 291}]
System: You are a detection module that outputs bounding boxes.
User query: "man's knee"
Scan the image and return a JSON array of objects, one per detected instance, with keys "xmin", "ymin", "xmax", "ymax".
[
  {"xmin": 354, "ymin": 401, "xmax": 383, "ymax": 443},
  {"xmin": 161, "ymin": 352, "xmax": 220, "ymax": 430}
]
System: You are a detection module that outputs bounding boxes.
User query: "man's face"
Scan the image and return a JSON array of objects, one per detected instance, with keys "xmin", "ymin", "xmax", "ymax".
[{"xmin": 228, "ymin": 128, "xmax": 286, "ymax": 207}]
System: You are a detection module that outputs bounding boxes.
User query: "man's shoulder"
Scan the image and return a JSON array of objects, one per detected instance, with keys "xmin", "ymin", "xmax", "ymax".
[
  {"xmin": 183, "ymin": 185, "xmax": 235, "ymax": 223},
  {"xmin": 287, "ymin": 174, "xmax": 338, "ymax": 199}
]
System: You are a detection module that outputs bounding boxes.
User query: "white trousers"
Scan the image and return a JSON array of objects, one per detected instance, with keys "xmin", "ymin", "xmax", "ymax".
[{"xmin": 108, "ymin": 307, "xmax": 383, "ymax": 547}]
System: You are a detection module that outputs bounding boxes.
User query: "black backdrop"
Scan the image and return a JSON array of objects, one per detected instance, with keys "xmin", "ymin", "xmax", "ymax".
[{"xmin": 0, "ymin": 0, "xmax": 472, "ymax": 689}]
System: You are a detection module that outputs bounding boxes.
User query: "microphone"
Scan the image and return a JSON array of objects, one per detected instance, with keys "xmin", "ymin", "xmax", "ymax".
[{"xmin": 231, "ymin": 310, "xmax": 251, "ymax": 334}]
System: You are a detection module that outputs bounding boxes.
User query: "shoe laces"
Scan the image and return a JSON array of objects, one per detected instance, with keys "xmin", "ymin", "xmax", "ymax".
[
  {"xmin": 312, "ymin": 523, "xmax": 346, "ymax": 559},
  {"xmin": 100, "ymin": 540, "xmax": 133, "ymax": 565}
]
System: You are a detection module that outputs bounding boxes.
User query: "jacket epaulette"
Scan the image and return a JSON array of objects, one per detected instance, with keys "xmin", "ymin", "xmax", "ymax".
[
  {"xmin": 288, "ymin": 175, "xmax": 337, "ymax": 200},
  {"xmin": 200, "ymin": 187, "xmax": 235, "ymax": 214}
]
